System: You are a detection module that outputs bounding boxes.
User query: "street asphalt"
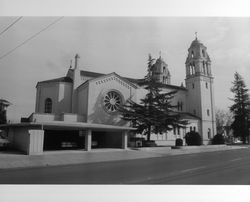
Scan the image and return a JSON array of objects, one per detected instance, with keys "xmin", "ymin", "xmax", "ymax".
[{"xmin": 0, "ymin": 145, "xmax": 250, "ymax": 184}]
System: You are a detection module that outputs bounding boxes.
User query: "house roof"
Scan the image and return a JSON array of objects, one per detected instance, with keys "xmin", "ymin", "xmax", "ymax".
[
  {"xmin": 0, "ymin": 121, "xmax": 136, "ymax": 131},
  {"xmin": 178, "ymin": 112, "xmax": 200, "ymax": 120},
  {"xmin": 77, "ymin": 72, "xmax": 139, "ymax": 90},
  {"xmin": 37, "ymin": 76, "xmax": 73, "ymax": 86},
  {"xmin": 37, "ymin": 69, "xmax": 187, "ymax": 91},
  {"xmin": 79, "ymin": 70, "xmax": 187, "ymax": 91},
  {"xmin": 80, "ymin": 70, "xmax": 105, "ymax": 78}
]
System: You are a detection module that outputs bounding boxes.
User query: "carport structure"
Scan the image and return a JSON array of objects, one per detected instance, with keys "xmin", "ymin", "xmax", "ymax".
[{"xmin": 0, "ymin": 121, "xmax": 135, "ymax": 155}]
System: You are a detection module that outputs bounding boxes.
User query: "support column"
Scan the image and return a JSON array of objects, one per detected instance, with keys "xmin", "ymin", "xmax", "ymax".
[
  {"xmin": 28, "ymin": 129, "xmax": 44, "ymax": 155},
  {"xmin": 85, "ymin": 129, "xmax": 92, "ymax": 151},
  {"xmin": 122, "ymin": 131, "xmax": 128, "ymax": 150}
]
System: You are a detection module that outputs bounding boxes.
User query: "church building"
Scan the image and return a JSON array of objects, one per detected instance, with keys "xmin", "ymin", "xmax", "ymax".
[{"xmin": 0, "ymin": 37, "xmax": 216, "ymax": 155}]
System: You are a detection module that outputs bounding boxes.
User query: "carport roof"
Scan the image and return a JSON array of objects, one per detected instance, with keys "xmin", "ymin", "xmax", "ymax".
[{"xmin": 0, "ymin": 121, "xmax": 136, "ymax": 131}]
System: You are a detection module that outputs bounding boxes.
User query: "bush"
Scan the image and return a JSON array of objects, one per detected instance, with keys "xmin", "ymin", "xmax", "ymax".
[
  {"xmin": 185, "ymin": 131, "xmax": 202, "ymax": 146},
  {"xmin": 212, "ymin": 134, "xmax": 225, "ymax": 145},
  {"xmin": 175, "ymin": 138, "xmax": 183, "ymax": 146}
]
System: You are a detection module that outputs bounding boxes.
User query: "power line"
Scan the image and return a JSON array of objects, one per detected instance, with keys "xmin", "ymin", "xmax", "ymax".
[
  {"xmin": 0, "ymin": 16, "xmax": 64, "ymax": 61},
  {"xmin": 0, "ymin": 17, "xmax": 23, "ymax": 36}
]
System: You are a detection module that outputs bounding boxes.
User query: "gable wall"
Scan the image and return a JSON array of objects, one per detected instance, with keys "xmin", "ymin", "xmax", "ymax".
[{"xmin": 86, "ymin": 75, "xmax": 137, "ymax": 126}]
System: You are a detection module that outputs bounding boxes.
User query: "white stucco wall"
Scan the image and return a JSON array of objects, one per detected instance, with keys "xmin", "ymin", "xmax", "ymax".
[
  {"xmin": 150, "ymin": 118, "xmax": 199, "ymax": 146},
  {"xmin": 86, "ymin": 74, "xmax": 137, "ymax": 126},
  {"xmin": 58, "ymin": 83, "xmax": 72, "ymax": 113},
  {"xmin": 77, "ymin": 84, "xmax": 89, "ymax": 120},
  {"xmin": 186, "ymin": 76, "xmax": 216, "ymax": 144},
  {"xmin": 36, "ymin": 82, "xmax": 72, "ymax": 114},
  {"xmin": 7, "ymin": 128, "xmax": 44, "ymax": 155}
]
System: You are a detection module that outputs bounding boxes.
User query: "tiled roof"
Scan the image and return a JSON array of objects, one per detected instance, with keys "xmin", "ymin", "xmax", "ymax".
[
  {"xmin": 80, "ymin": 70, "xmax": 105, "ymax": 78},
  {"xmin": 37, "ymin": 77, "xmax": 73, "ymax": 85},
  {"xmin": 38, "ymin": 69, "xmax": 187, "ymax": 91},
  {"xmin": 178, "ymin": 112, "xmax": 200, "ymax": 120},
  {"xmin": 79, "ymin": 70, "xmax": 187, "ymax": 91}
]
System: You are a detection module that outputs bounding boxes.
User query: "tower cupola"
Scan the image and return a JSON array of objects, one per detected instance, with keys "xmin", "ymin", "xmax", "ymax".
[
  {"xmin": 185, "ymin": 36, "xmax": 211, "ymax": 78},
  {"xmin": 151, "ymin": 56, "xmax": 171, "ymax": 84}
]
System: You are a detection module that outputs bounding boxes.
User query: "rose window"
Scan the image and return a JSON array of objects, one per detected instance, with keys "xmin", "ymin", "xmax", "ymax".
[{"xmin": 103, "ymin": 91, "xmax": 122, "ymax": 113}]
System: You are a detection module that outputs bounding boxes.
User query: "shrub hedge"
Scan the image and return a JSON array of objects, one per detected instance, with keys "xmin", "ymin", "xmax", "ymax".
[
  {"xmin": 185, "ymin": 131, "xmax": 202, "ymax": 146},
  {"xmin": 212, "ymin": 134, "xmax": 225, "ymax": 145}
]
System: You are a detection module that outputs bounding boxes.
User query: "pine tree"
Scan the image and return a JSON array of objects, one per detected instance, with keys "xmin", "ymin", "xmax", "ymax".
[
  {"xmin": 119, "ymin": 54, "xmax": 187, "ymax": 141},
  {"xmin": 230, "ymin": 72, "xmax": 250, "ymax": 143}
]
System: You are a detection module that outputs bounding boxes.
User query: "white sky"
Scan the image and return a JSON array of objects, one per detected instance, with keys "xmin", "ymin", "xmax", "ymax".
[{"xmin": 1, "ymin": 17, "xmax": 250, "ymax": 122}]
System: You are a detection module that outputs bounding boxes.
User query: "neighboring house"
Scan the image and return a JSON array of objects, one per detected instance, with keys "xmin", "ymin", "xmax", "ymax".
[
  {"xmin": 0, "ymin": 37, "xmax": 216, "ymax": 155},
  {"xmin": 0, "ymin": 99, "xmax": 11, "ymax": 125}
]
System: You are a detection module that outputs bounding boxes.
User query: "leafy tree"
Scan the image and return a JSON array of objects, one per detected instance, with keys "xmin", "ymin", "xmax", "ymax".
[
  {"xmin": 229, "ymin": 72, "xmax": 250, "ymax": 144},
  {"xmin": 119, "ymin": 54, "xmax": 187, "ymax": 141},
  {"xmin": 215, "ymin": 109, "xmax": 233, "ymax": 134}
]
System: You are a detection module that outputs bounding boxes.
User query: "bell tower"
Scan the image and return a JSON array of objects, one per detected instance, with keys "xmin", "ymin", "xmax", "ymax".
[
  {"xmin": 151, "ymin": 56, "xmax": 171, "ymax": 84},
  {"xmin": 185, "ymin": 35, "xmax": 216, "ymax": 144}
]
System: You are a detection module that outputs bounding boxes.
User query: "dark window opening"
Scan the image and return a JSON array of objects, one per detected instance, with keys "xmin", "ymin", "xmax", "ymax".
[
  {"xmin": 177, "ymin": 127, "xmax": 180, "ymax": 135},
  {"xmin": 203, "ymin": 61, "xmax": 206, "ymax": 74},
  {"xmin": 208, "ymin": 128, "xmax": 211, "ymax": 139},
  {"xmin": 163, "ymin": 66, "xmax": 166, "ymax": 74},
  {"xmin": 202, "ymin": 49, "xmax": 205, "ymax": 57},
  {"xmin": 207, "ymin": 109, "xmax": 210, "ymax": 116},
  {"xmin": 44, "ymin": 98, "xmax": 52, "ymax": 113}
]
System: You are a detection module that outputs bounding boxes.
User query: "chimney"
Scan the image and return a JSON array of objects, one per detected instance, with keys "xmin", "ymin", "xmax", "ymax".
[{"xmin": 75, "ymin": 54, "xmax": 80, "ymax": 69}]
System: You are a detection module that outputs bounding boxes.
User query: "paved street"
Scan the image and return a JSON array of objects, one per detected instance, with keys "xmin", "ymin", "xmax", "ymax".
[{"xmin": 1, "ymin": 146, "xmax": 250, "ymax": 184}]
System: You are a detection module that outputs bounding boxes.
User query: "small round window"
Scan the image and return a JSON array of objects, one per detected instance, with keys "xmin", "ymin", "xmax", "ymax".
[{"xmin": 103, "ymin": 91, "xmax": 122, "ymax": 113}]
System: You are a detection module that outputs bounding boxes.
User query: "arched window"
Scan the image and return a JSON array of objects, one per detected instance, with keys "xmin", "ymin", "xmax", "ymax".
[
  {"xmin": 163, "ymin": 66, "xmax": 166, "ymax": 74},
  {"xmin": 163, "ymin": 76, "xmax": 166, "ymax": 84},
  {"xmin": 44, "ymin": 98, "xmax": 52, "ymax": 113},
  {"xmin": 208, "ymin": 128, "xmax": 211, "ymax": 139},
  {"xmin": 191, "ymin": 51, "xmax": 194, "ymax": 58},
  {"xmin": 202, "ymin": 49, "xmax": 205, "ymax": 57},
  {"xmin": 203, "ymin": 61, "xmax": 206, "ymax": 74},
  {"xmin": 206, "ymin": 63, "xmax": 209, "ymax": 75}
]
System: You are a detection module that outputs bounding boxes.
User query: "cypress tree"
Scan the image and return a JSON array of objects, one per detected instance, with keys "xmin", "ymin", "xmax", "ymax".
[
  {"xmin": 119, "ymin": 54, "xmax": 187, "ymax": 141},
  {"xmin": 230, "ymin": 72, "xmax": 250, "ymax": 143}
]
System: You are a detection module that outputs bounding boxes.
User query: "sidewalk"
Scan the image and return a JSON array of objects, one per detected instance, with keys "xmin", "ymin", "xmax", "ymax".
[{"xmin": 0, "ymin": 145, "xmax": 247, "ymax": 170}]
